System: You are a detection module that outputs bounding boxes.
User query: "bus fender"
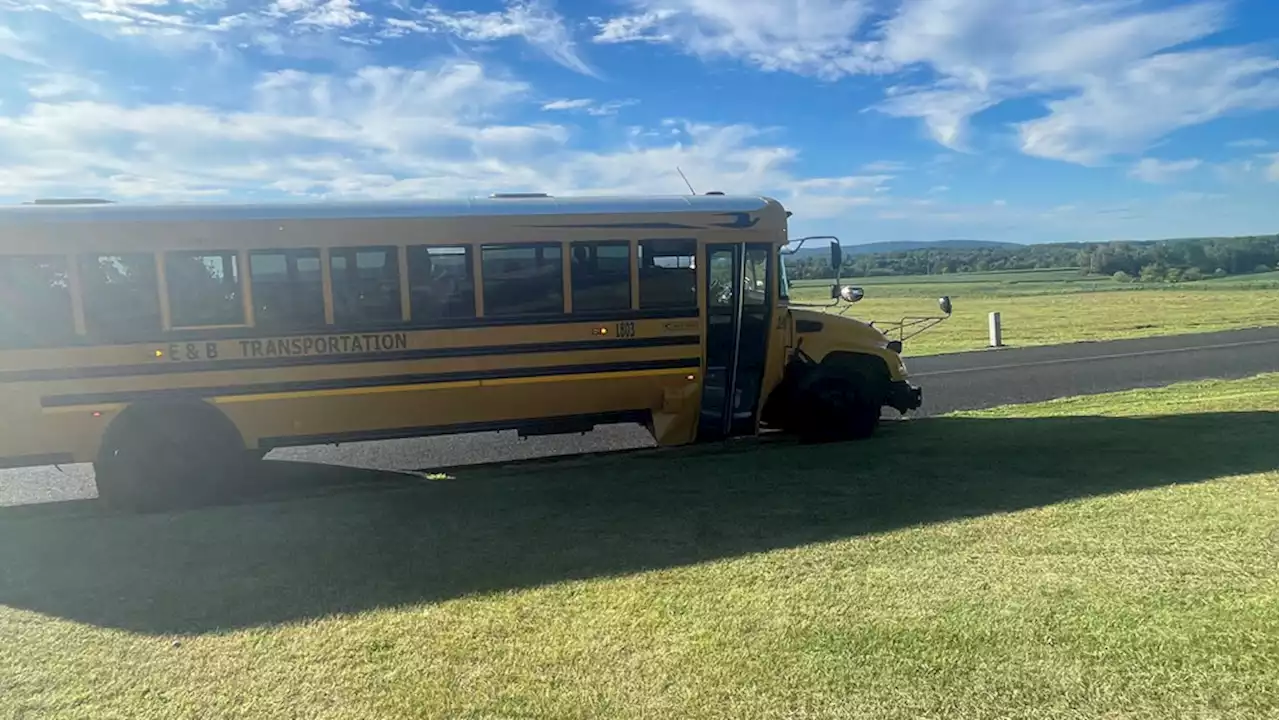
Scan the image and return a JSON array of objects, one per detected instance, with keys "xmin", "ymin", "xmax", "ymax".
[{"xmin": 98, "ymin": 399, "xmax": 245, "ymax": 458}]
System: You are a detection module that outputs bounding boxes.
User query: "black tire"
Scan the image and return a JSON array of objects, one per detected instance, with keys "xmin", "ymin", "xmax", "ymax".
[
  {"xmin": 94, "ymin": 402, "xmax": 247, "ymax": 512},
  {"xmin": 797, "ymin": 376, "xmax": 881, "ymax": 444}
]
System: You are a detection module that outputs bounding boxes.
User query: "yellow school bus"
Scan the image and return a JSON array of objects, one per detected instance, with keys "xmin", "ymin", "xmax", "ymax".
[{"xmin": 0, "ymin": 194, "xmax": 943, "ymax": 509}]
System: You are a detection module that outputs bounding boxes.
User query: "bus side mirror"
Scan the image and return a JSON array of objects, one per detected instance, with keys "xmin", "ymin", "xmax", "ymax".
[
  {"xmin": 939, "ymin": 296, "xmax": 952, "ymax": 315},
  {"xmin": 830, "ymin": 241, "xmax": 842, "ymax": 270},
  {"xmin": 841, "ymin": 286, "xmax": 864, "ymax": 303}
]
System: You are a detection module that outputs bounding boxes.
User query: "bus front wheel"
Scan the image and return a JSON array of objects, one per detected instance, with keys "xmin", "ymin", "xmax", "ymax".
[
  {"xmin": 797, "ymin": 376, "xmax": 880, "ymax": 443},
  {"xmin": 94, "ymin": 402, "xmax": 247, "ymax": 512}
]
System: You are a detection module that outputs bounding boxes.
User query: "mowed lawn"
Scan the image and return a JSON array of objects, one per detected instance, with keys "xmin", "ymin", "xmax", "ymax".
[
  {"xmin": 1, "ymin": 375, "xmax": 1277, "ymax": 719},
  {"xmin": 789, "ymin": 270, "xmax": 1278, "ymax": 356}
]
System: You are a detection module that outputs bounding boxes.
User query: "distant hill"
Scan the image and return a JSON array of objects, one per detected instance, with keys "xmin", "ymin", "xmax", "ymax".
[{"xmin": 790, "ymin": 239, "xmax": 1022, "ymax": 260}]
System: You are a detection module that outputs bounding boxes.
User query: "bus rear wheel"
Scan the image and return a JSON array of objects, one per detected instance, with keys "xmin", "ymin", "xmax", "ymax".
[
  {"xmin": 94, "ymin": 402, "xmax": 248, "ymax": 512},
  {"xmin": 797, "ymin": 376, "xmax": 880, "ymax": 443}
]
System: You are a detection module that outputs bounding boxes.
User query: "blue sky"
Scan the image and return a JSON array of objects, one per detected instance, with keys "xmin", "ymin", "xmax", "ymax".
[{"xmin": 0, "ymin": 0, "xmax": 1276, "ymax": 244}]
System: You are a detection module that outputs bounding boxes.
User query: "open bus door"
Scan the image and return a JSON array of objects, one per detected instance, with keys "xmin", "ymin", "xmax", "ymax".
[{"xmin": 697, "ymin": 241, "xmax": 774, "ymax": 441}]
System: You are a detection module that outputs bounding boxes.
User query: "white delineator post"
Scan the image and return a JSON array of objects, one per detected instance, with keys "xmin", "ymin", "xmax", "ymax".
[{"xmin": 989, "ymin": 311, "xmax": 1003, "ymax": 348}]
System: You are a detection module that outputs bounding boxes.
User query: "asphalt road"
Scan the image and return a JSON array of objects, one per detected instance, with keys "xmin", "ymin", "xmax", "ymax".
[
  {"xmin": 2, "ymin": 327, "xmax": 1274, "ymax": 506},
  {"xmin": 909, "ymin": 326, "xmax": 1278, "ymax": 416}
]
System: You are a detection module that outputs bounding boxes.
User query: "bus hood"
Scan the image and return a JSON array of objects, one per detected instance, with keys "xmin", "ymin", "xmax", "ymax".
[{"xmin": 791, "ymin": 307, "xmax": 891, "ymax": 348}]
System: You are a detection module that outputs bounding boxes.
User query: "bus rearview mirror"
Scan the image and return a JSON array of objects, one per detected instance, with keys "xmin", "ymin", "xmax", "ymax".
[{"xmin": 830, "ymin": 241, "xmax": 842, "ymax": 270}]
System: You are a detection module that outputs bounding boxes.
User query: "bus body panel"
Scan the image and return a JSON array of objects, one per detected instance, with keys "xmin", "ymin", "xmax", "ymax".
[
  {"xmin": 1, "ymin": 194, "xmax": 922, "ymax": 487},
  {"xmin": 1, "ymin": 196, "xmax": 787, "ymax": 471},
  {"xmin": 0, "ymin": 317, "xmax": 706, "ymax": 464}
]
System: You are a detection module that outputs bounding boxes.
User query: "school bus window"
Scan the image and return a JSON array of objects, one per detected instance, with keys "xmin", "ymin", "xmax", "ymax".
[
  {"xmin": 743, "ymin": 247, "xmax": 769, "ymax": 306},
  {"xmin": 481, "ymin": 244, "xmax": 563, "ymax": 316},
  {"xmin": 707, "ymin": 249, "xmax": 735, "ymax": 308},
  {"xmin": 79, "ymin": 253, "xmax": 162, "ymax": 339},
  {"xmin": 570, "ymin": 241, "xmax": 631, "ymax": 312},
  {"xmin": 638, "ymin": 239, "xmax": 696, "ymax": 309},
  {"xmin": 249, "ymin": 249, "xmax": 326, "ymax": 330},
  {"xmin": 330, "ymin": 246, "xmax": 401, "ymax": 325},
  {"xmin": 408, "ymin": 245, "xmax": 475, "ymax": 320},
  {"xmin": 166, "ymin": 251, "xmax": 244, "ymax": 327},
  {"xmin": 0, "ymin": 255, "xmax": 76, "ymax": 348}
]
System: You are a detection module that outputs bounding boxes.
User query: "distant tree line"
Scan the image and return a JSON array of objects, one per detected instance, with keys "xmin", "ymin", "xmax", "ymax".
[{"xmin": 785, "ymin": 235, "xmax": 1279, "ymax": 283}]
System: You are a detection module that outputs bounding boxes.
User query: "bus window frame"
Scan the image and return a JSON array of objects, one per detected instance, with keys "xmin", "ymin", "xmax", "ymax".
[
  {"xmin": 77, "ymin": 251, "xmax": 166, "ymax": 341},
  {"xmin": 327, "ymin": 244, "xmax": 404, "ymax": 328},
  {"xmin": 479, "ymin": 242, "xmax": 566, "ymax": 318},
  {"xmin": 163, "ymin": 249, "xmax": 249, "ymax": 330},
  {"xmin": 0, "ymin": 253, "xmax": 80, "ymax": 349},
  {"xmin": 569, "ymin": 239, "xmax": 633, "ymax": 314},
  {"xmin": 247, "ymin": 247, "xmax": 328, "ymax": 332},
  {"xmin": 637, "ymin": 238, "xmax": 698, "ymax": 311},
  {"xmin": 406, "ymin": 244, "xmax": 478, "ymax": 324}
]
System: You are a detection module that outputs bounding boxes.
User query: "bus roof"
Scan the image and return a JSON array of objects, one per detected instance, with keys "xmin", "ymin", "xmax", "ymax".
[{"xmin": 0, "ymin": 194, "xmax": 781, "ymax": 226}]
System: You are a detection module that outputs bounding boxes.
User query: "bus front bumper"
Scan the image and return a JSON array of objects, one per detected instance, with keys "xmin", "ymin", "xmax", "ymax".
[{"xmin": 886, "ymin": 380, "xmax": 922, "ymax": 413}]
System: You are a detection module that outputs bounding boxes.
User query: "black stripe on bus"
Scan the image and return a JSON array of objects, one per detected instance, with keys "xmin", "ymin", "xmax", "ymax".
[
  {"xmin": 257, "ymin": 411, "xmax": 652, "ymax": 450},
  {"xmin": 2, "ymin": 336, "xmax": 702, "ymax": 384},
  {"xmin": 14, "ymin": 308, "xmax": 702, "ymax": 347},
  {"xmin": 40, "ymin": 357, "xmax": 701, "ymax": 408},
  {"xmin": 161, "ymin": 307, "xmax": 702, "ymax": 342}
]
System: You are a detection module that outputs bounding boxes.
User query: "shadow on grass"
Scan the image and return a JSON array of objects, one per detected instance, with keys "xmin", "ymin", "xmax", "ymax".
[{"xmin": 0, "ymin": 410, "xmax": 1275, "ymax": 635}]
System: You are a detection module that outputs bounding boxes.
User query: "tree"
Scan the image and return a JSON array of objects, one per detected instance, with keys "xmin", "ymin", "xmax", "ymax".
[{"xmin": 1139, "ymin": 263, "xmax": 1165, "ymax": 283}]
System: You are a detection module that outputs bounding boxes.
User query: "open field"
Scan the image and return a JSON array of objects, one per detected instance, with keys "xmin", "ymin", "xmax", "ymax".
[
  {"xmin": 789, "ymin": 269, "xmax": 1278, "ymax": 356},
  {"xmin": 2, "ymin": 374, "xmax": 1276, "ymax": 719}
]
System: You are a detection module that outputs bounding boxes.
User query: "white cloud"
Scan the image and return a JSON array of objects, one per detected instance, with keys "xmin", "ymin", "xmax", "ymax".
[
  {"xmin": 1227, "ymin": 138, "xmax": 1271, "ymax": 149},
  {"xmin": 0, "ymin": 23, "xmax": 48, "ymax": 65},
  {"xmin": 384, "ymin": 0, "xmax": 597, "ymax": 77},
  {"xmin": 1266, "ymin": 154, "xmax": 1279, "ymax": 183},
  {"xmin": 0, "ymin": 62, "xmax": 567, "ymax": 198},
  {"xmin": 878, "ymin": 0, "xmax": 1223, "ymax": 86},
  {"xmin": 25, "ymin": 72, "xmax": 101, "ymax": 99},
  {"xmin": 589, "ymin": 0, "xmax": 1278, "ymax": 164},
  {"xmin": 874, "ymin": 82, "xmax": 996, "ymax": 150},
  {"xmin": 0, "ymin": 61, "xmax": 873, "ymax": 214},
  {"xmin": 783, "ymin": 174, "xmax": 892, "ymax": 218},
  {"xmin": 590, "ymin": 10, "xmax": 676, "ymax": 44},
  {"xmin": 1129, "ymin": 157, "xmax": 1201, "ymax": 183},
  {"xmin": 586, "ymin": 100, "xmax": 638, "ymax": 116},
  {"xmin": 876, "ymin": 0, "xmax": 1277, "ymax": 163},
  {"xmin": 860, "ymin": 160, "xmax": 908, "ymax": 173},
  {"xmin": 540, "ymin": 97, "xmax": 638, "ymax": 115},
  {"xmin": 16, "ymin": 0, "xmax": 273, "ymax": 57},
  {"xmin": 268, "ymin": 0, "xmax": 371, "ymax": 29},
  {"xmin": 589, "ymin": 0, "xmax": 884, "ymax": 79},
  {"xmin": 1018, "ymin": 47, "xmax": 1278, "ymax": 164},
  {"xmin": 55, "ymin": 0, "xmax": 213, "ymax": 31},
  {"xmin": 542, "ymin": 98, "xmax": 595, "ymax": 111}
]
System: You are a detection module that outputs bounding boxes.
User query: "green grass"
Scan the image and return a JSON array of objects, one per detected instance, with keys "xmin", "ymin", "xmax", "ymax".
[
  {"xmin": 2, "ymin": 375, "xmax": 1277, "ymax": 719},
  {"xmin": 788, "ymin": 270, "xmax": 1277, "ymax": 356}
]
